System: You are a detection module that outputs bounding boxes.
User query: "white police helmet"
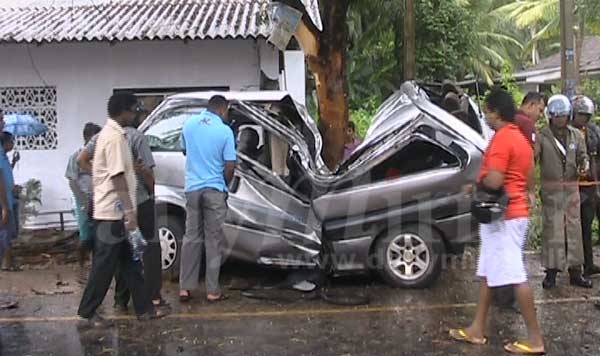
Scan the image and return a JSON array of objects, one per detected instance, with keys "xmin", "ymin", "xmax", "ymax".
[
  {"xmin": 571, "ymin": 95, "xmax": 596, "ymax": 117},
  {"xmin": 545, "ymin": 94, "xmax": 572, "ymax": 120}
]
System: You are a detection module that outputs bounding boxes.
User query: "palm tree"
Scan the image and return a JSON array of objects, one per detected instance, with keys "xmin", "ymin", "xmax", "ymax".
[
  {"xmin": 456, "ymin": 0, "xmax": 525, "ymax": 83},
  {"xmin": 495, "ymin": 0, "xmax": 559, "ymax": 65},
  {"xmin": 495, "ymin": 0, "xmax": 600, "ymax": 67}
]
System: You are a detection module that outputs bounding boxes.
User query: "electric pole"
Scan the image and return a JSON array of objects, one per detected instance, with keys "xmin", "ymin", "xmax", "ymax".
[
  {"xmin": 403, "ymin": 0, "xmax": 416, "ymax": 81},
  {"xmin": 560, "ymin": 0, "xmax": 577, "ymax": 97}
]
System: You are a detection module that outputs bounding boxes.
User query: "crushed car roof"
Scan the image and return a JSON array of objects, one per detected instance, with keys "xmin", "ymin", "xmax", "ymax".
[
  {"xmin": 168, "ymin": 90, "xmax": 294, "ymax": 103},
  {"xmin": 360, "ymin": 82, "xmax": 488, "ymax": 153}
]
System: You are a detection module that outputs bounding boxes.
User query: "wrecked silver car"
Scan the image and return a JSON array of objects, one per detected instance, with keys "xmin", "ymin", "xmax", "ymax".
[{"xmin": 140, "ymin": 82, "xmax": 488, "ymax": 288}]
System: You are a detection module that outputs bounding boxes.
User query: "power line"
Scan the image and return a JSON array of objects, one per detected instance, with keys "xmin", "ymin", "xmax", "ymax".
[{"xmin": 26, "ymin": 44, "xmax": 50, "ymax": 87}]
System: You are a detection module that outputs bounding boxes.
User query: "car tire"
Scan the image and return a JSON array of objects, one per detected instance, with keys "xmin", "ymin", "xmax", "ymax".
[
  {"xmin": 157, "ymin": 213, "xmax": 184, "ymax": 282},
  {"xmin": 374, "ymin": 224, "xmax": 443, "ymax": 288}
]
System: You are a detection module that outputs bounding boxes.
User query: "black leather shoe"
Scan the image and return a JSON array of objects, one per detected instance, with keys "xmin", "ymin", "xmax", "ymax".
[
  {"xmin": 585, "ymin": 265, "xmax": 600, "ymax": 276},
  {"xmin": 542, "ymin": 272, "xmax": 556, "ymax": 289},
  {"xmin": 570, "ymin": 275, "xmax": 593, "ymax": 288}
]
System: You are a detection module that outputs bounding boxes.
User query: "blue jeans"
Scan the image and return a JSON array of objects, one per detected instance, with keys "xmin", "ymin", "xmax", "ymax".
[
  {"xmin": 0, "ymin": 207, "xmax": 14, "ymax": 260},
  {"xmin": 75, "ymin": 199, "xmax": 94, "ymax": 241},
  {"xmin": 0, "ymin": 229, "xmax": 8, "ymax": 262}
]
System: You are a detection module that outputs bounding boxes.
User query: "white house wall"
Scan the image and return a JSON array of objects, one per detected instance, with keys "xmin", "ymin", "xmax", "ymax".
[{"xmin": 0, "ymin": 39, "xmax": 277, "ymax": 228}]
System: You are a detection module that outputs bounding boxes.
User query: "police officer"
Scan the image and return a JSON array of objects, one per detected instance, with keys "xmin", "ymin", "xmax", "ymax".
[
  {"xmin": 537, "ymin": 94, "xmax": 592, "ymax": 289},
  {"xmin": 571, "ymin": 95, "xmax": 600, "ymax": 276}
]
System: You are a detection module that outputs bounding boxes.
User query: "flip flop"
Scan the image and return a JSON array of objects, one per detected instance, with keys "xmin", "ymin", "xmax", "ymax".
[
  {"xmin": 449, "ymin": 328, "xmax": 488, "ymax": 345},
  {"xmin": 504, "ymin": 341, "xmax": 546, "ymax": 355},
  {"xmin": 0, "ymin": 301, "xmax": 18, "ymax": 310},
  {"xmin": 206, "ymin": 294, "xmax": 229, "ymax": 303},
  {"xmin": 179, "ymin": 291, "xmax": 192, "ymax": 303}
]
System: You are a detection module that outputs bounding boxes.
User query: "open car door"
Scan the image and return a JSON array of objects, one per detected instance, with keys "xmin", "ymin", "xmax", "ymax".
[{"xmin": 223, "ymin": 98, "xmax": 326, "ymax": 268}]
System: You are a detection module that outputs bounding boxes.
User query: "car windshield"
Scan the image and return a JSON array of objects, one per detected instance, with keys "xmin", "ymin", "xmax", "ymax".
[{"xmin": 145, "ymin": 107, "xmax": 204, "ymax": 151}]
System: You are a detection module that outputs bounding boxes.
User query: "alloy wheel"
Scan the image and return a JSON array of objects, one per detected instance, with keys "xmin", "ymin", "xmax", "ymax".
[{"xmin": 386, "ymin": 233, "xmax": 430, "ymax": 281}]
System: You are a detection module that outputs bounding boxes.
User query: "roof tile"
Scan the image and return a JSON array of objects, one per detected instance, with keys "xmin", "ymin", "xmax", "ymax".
[{"xmin": 0, "ymin": 0, "xmax": 272, "ymax": 43}]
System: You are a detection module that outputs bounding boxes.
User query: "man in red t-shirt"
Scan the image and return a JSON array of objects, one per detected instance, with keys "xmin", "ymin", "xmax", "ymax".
[
  {"xmin": 450, "ymin": 89, "xmax": 545, "ymax": 355},
  {"xmin": 515, "ymin": 92, "xmax": 546, "ymax": 146}
]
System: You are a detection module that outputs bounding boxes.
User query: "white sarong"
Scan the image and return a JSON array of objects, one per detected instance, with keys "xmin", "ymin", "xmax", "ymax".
[{"xmin": 476, "ymin": 218, "xmax": 529, "ymax": 287}]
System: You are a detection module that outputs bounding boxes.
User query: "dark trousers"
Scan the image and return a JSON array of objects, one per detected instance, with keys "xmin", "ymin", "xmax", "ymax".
[
  {"xmin": 115, "ymin": 199, "xmax": 162, "ymax": 305},
  {"xmin": 580, "ymin": 187, "xmax": 600, "ymax": 270},
  {"xmin": 77, "ymin": 219, "xmax": 149, "ymax": 318}
]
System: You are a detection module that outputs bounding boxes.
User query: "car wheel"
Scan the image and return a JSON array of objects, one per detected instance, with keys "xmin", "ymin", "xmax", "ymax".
[
  {"xmin": 374, "ymin": 224, "xmax": 443, "ymax": 288},
  {"xmin": 157, "ymin": 214, "xmax": 183, "ymax": 281}
]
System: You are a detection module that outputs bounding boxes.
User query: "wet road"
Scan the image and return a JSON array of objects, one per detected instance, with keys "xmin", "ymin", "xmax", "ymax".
[{"xmin": 2, "ymin": 251, "xmax": 600, "ymax": 356}]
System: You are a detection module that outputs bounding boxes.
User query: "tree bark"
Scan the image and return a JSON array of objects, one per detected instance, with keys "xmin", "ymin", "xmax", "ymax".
[{"xmin": 292, "ymin": 0, "xmax": 351, "ymax": 170}]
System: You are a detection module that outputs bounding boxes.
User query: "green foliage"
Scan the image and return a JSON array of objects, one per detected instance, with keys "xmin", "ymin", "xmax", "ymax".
[
  {"xmin": 495, "ymin": 0, "xmax": 600, "ymax": 66},
  {"xmin": 347, "ymin": 0, "xmax": 404, "ymax": 111},
  {"xmin": 581, "ymin": 78, "xmax": 600, "ymax": 110},
  {"xmin": 349, "ymin": 98, "xmax": 380, "ymax": 139},
  {"xmin": 347, "ymin": 0, "xmax": 399, "ymax": 111},
  {"xmin": 413, "ymin": 0, "xmax": 475, "ymax": 82},
  {"xmin": 500, "ymin": 62, "xmax": 525, "ymax": 105},
  {"xmin": 347, "ymin": 0, "xmax": 483, "ymax": 111},
  {"xmin": 456, "ymin": 0, "xmax": 525, "ymax": 83}
]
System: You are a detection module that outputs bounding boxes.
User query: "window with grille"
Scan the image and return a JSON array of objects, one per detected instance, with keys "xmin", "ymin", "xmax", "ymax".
[{"xmin": 0, "ymin": 86, "xmax": 58, "ymax": 150}]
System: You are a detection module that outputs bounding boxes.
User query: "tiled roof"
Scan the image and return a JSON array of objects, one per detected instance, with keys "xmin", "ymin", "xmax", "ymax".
[{"xmin": 0, "ymin": 0, "xmax": 274, "ymax": 43}]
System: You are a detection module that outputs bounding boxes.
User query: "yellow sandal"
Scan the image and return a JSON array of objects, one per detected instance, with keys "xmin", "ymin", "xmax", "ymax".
[
  {"xmin": 504, "ymin": 341, "xmax": 546, "ymax": 355},
  {"xmin": 449, "ymin": 328, "xmax": 488, "ymax": 345}
]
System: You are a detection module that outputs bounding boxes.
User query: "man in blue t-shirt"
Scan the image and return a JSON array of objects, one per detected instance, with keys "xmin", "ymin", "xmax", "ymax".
[{"xmin": 179, "ymin": 95, "xmax": 236, "ymax": 303}]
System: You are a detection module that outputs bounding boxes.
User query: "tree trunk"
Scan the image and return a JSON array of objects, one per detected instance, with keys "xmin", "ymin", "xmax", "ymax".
[
  {"xmin": 294, "ymin": 1, "xmax": 350, "ymax": 170},
  {"xmin": 311, "ymin": 1, "xmax": 350, "ymax": 170}
]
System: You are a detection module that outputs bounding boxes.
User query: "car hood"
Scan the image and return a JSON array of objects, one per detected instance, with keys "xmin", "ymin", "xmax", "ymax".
[{"xmin": 344, "ymin": 82, "xmax": 488, "ymax": 168}]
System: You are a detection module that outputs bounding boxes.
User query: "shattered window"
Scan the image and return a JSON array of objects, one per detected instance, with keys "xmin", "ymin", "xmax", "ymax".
[
  {"xmin": 145, "ymin": 108, "xmax": 203, "ymax": 152},
  {"xmin": 369, "ymin": 140, "xmax": 459, "ymax": 183}
]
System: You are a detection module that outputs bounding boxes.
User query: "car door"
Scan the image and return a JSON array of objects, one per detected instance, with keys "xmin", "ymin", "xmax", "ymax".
[
  {"xmin": 142, "ymin": 97, "xmax": 323, "ymax": 267},
  {"xmin": 221, "ymin": 100, "xmax": 325, "ymax": 267}
]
